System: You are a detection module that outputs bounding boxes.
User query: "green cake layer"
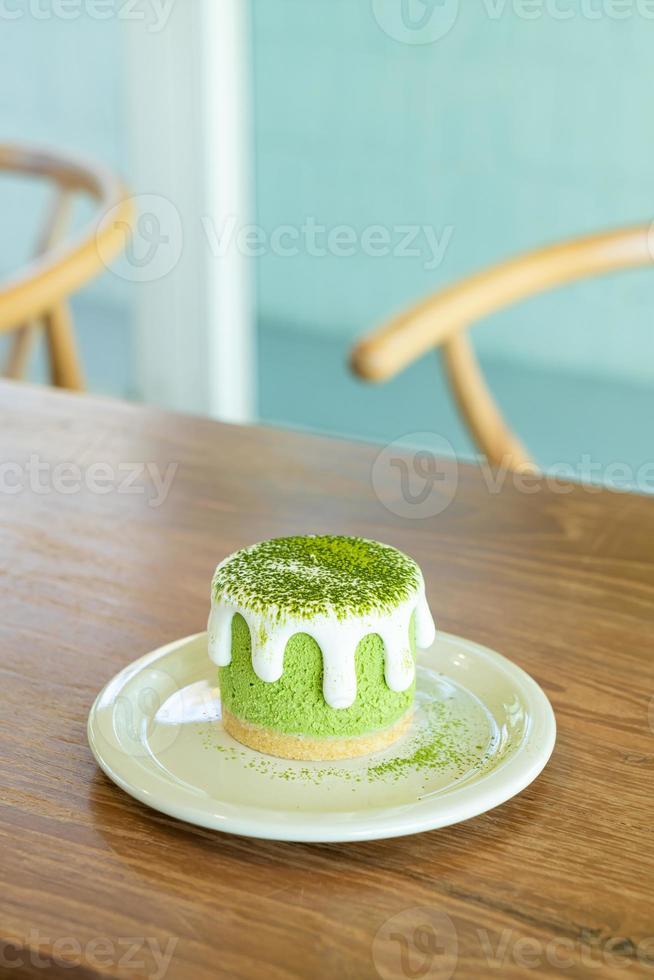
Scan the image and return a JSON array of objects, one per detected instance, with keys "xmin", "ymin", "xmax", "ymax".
[
  {"xmin": 212, "ymin": 534, "xmax": 420, "ymax": 622},
  {"xmin": 219, "ymin": 612, "xmax": 417, "ymax": 738}
]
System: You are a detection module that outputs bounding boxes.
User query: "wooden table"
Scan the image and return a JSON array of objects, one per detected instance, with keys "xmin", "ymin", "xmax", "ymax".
[{"xmin": 1, "ymin": 381, "xmax": 653, "ymax": 979}]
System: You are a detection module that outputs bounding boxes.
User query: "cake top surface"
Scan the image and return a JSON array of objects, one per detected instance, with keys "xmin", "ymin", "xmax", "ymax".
[{"xmin": 211, "ymin": 535, "xmax": 421, "ymax": 621}]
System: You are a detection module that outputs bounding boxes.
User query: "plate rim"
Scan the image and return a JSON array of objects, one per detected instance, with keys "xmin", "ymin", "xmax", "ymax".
[{"xmin": 87, "ymin": 630, "xmax": 556, "ymax": 842}]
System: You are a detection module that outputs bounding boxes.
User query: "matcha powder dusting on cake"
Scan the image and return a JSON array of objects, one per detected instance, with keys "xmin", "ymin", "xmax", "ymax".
[{"xmin": 211, "ymin": 535, "xmax": 421, "ymax": 621}]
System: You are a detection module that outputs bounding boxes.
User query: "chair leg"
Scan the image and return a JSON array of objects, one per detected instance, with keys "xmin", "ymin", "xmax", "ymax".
[
  {"xmin": 4, "ymin": 191, "xmax": 76, "ymax": 387},
  {"xmin": 4, "ymin": 323, "xmax": 38, "ymax": 379},
  {"xmin": 44, "ymin": 303, "xmax": 85, "ymax": 391}
]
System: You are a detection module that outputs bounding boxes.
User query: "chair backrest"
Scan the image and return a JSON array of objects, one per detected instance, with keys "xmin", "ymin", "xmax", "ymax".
[
  {"xmin": 0, "ymin": 143, "xmax": 132, "ymax": 389},
  {"xmin": 0, "ymin": 143, "xmax": 131, "ymax": 330},
  {"xmin": 351, "ymin": 226, "xmax": 653, "ymax": 471}
]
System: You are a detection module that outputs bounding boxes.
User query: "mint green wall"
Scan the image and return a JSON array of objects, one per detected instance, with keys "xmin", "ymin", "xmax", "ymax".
[
  {"xmin": 252, "ymin": 0, "xmax": 654, "ymax": 384},
  {"xmin": 0, "ymin": 12, "xmax": 127, "ymax": 303}
]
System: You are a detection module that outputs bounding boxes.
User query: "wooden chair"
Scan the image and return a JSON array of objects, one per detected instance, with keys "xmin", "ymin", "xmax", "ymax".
[
  {"xmin": 351, "ymin": 226, "xmax": 653, "ymax": 471},
  {"xmin": 0, "ymin": 144, "xmax": 132, "ymax": 391}
]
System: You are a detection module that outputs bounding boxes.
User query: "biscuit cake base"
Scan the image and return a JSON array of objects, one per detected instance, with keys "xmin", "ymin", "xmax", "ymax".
[{"xmin": 222, "ymin": 706, "xmax": 413, "ymax": 761}]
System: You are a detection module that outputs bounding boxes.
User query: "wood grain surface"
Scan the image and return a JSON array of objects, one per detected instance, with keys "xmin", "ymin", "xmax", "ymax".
[{"xmin": 0, "ymin": 381, "xmax": 653, "ymax": 979}]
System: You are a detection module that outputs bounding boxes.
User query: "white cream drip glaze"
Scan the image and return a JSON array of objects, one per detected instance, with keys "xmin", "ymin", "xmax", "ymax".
[{"xmin": 207, "ymin": 579, "xmax": 436, "ymax": 710}]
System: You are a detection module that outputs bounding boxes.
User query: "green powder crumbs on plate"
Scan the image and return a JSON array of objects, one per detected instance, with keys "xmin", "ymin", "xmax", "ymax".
[
  {"xmin": 366, "ymin": 703, "xmax": 478, "ymax": 783},
  {"xmin": 201, "ymin": 694, "xmax": 488, "ymax": 787}
]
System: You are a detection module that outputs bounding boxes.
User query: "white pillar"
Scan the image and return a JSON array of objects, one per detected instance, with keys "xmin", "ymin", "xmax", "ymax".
[{"xmin": 123, "ymin": 0, "xmax": 256, "ymax": 422}]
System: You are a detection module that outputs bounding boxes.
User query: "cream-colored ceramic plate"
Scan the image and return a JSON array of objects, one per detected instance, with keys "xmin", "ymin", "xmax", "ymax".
[{"xmin": 87, "ymin": 631, "xmax": 555, "ymax": 842}]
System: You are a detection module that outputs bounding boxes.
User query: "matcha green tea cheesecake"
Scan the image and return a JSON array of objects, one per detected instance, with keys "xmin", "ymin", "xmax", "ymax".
[{"xmin": 208, "ymin": 535, "xmax": 436, "ymax": 761}]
